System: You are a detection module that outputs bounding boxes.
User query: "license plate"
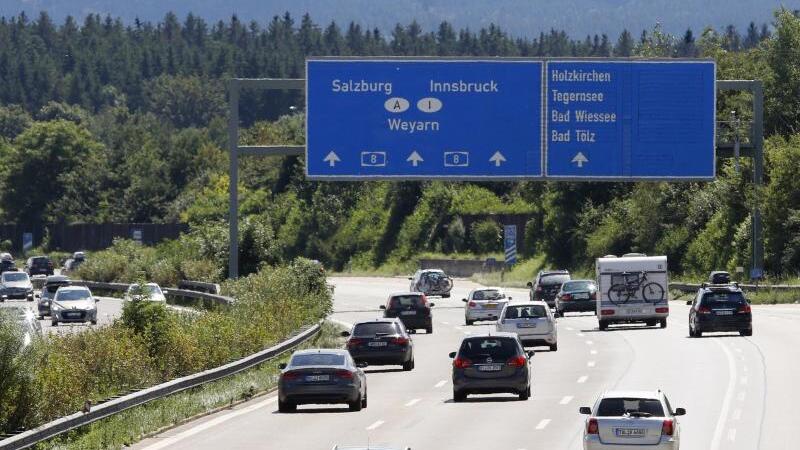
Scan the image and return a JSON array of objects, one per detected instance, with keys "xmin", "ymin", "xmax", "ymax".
[
  {"xmin": 305, "ymin": 375, "xmax": 330, "ymax": 382},
  {"xmin": 368, "ymin": 341, "xmax": 387, "ymax": 347},
  {"xmin": 574, "ymin": 293, "xmax": 589, "ymax": 300},
  {"xmin": 715, "ymin": 310, "xmax": 734, "ymax": 316},
  {"xmin": 485, "ymin": 303, "xmax": 497, "ymax": 308},
  {"xmin": 400, "ymin": 310, "xmax": 416, "ymax": 316},
  {"xmin": 517, "ymin": 322, "xmax": 537, "ymax": 328},
  {"xmin": 626, "ymin": 308, "xmax": 643, "ymax": 314},
  {"xmin": 477, "ymin": 364, "xmax": 502, "ymax": 372},
  {"xmin": 65, "ymin": 312, "xmax": 80, "ymax": 318},
  {"xmin": 616, "ymin": 428, "xmax": 646, "ymax": 437}
]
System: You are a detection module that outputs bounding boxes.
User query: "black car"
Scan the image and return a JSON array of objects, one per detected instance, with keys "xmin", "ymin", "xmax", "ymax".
[
  {"xmin": 528, "ymin": 270, "xmax": 571, "ymax": 307},
  {"xmin": 343, "ymin": 319, "xmax": 414, "ymax": 371},
  {"xmin": 554, "ymin": 279, "xmax": 598, "ymax": 317},
  {"xmin": 449, "ymin": 333, "xmax": 533, "ymax": 402},
  {"xmin": 380, "ymin": 292, "xmax": 435, "ymax": 334},
  {"xmin": 277, "ymin": 349, "xmax": 367, "ymax": 413},
  {"xmin": 689, "ymin": 284, "xmax": 752, "ymax": 337},
  {"xmin": 25, "ymin": 256, "xmax": 54, "ymax": 276},
  {"xmin": 0, "ymin": 260, "xmax": 18, "ymax": 274}
]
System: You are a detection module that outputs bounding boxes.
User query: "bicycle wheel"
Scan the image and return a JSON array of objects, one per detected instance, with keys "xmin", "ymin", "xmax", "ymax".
[
  {"xmin": 641, "ymin": 282, "xmax": 665, "ymax": 303},
  {"xmin": 607, "ymin": 284, "xmax": 630, "ymax": 305}
]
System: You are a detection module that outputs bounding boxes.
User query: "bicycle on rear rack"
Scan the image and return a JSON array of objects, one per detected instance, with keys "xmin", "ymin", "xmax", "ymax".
[{"xmin": 607, "ymin": 271, "xmax": 665, "ymax": 305}]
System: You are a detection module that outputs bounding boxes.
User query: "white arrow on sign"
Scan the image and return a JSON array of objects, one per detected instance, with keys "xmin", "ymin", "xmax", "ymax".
[
  {"xmin": 407, "ymin": 151, "xmax": 424, "ymax": 167},
  {"xmin": 572, "ymin": 152, "xmax": 588, "ymax": 168},
  {"xmin": 323, "ymin": 151, "xmax": 341, "ymax": 167},
  {"xmin": 489, "ymin": 151, "xmax": 507, "ymax": 167}
]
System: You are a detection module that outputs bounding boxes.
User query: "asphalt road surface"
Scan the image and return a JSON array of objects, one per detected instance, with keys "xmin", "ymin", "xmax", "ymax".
[{"xmin": 133, "ymin": 276, "xmax": 800, "ymax": 450}]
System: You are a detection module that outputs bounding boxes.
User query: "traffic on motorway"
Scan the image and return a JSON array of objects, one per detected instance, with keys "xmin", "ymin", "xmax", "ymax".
[{"xmin": 276, "ymin": 253, "xmax": 756, "ymax": 449}]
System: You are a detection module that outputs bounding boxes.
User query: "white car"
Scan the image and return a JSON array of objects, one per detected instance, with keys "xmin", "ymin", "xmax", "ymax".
[
  {"xmin": 50, "ymin": 286, "xmax": 98, "ymax": 326},
  {"xmin": 496, "ymin": 301, "xmax": 558, "ymax": 351},
  {"xmin": 124, "ymin": 283, "xmax": 167, "ymax": 302},
  {"xmin": 580, "ymin": 390, "xmax": 685, "ymax": 449},
  {"xmin": 463, "ymin": 287, "xmax": 510, "ymax": 325}
]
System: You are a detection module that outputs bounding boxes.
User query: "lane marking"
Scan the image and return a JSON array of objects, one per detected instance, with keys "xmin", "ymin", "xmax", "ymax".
[
  {"xmin": 434, "ymin": 380, "xmax": 447, "ymax": 388},
  {"xmin": 585, "ymin": 340, "xmax": 594, "ymax": 345},
  {"xmin": 587, "ymin": 361, "xmax": 596, "ymax": 368},
  {"xmin": 442, "ymin": 321, "xmax": 450, "ymax": 325},
  {"xmin": 566, "ymin": 327, "xmax": 574, "ymax": 331},
  {"xmin": 463, "ymin": 331, "xmax": 470, "ymax": 335},
  {"xmin": 740, "ymin": 377, "xmax": 748, "ymax": 386},
  {"xmin": 737, "ymin": 392, "xmax": 746, "ymax": 402},
  {"xmin": 577, "ymin": 375, "xmax": 588, "ymax": 384},
  {"xmin": 728, "ymin": 428, "xmax": 737, "ymax": 442},
  {"xmin": 366, "ymin": 420, "xmax": 385, "ymax": 431},
  {"xmin": 138, "ymin": 396, "xmax": 277, "ymax": 450},
  {"xmin": 535, "ymin": 419, "xmax": 551, "ymax": 430},
  {"xmin": 455, "ymin": 326, "xmax": 463, "ymax": 331},
  {"xmin": 559, "ymin": 395, "xmax": 574, "ymax": 405},
  {"xmin": 590, "ymin": 350, "xmax": 598, "ymax": 355},
  {"xmin": 709, "ymin": 339, "xmax": 738, "ymax": 450},
  {"xmin": 405, "ymin": 398, "xmax": 421, "ymax": 407},
  {"xmin": 733, "ymin": 409, "xmax": 742, "ymax": 420},
  {"xmin": 576, "ymin": 333, "xmax": 585, "ymax": 337}
]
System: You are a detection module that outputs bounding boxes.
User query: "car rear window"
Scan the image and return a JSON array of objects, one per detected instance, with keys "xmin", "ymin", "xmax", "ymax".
[
  {"xmin": 540, "ymin": 274, "xmax": 570, "ymax": 285},
  {"xmin": 459, "ymin": 337, "xmax": 518, "ymax": 359},
  {"xmin": 596, "ymin": 398, "xmax": 665, "ymax": 417},
  {"xmin": 504, "ymin": 305, "xmax": 547, "ymax": 319},
  {"xmin": 353, "ymin": 322, "xmax": 397, "ymax": 336},
  {"xmin": 562, "ymin": 281, "xmax": 595, "ymax": 291},
  {"xmin": 290, "ymin": 353, "xmax": 345, "ymax": 367},
  {"xmin": 702, "ymin": 291, "xmax": 746, "ymax": 306},
  {"xmin": 472, "ymin": 289, "xmax": 505, "ymax": 300},
  {"xmin": 46, "ymin": 283, "xmax": 67, "ymax": 293},
  {"xmin": 32, "ymin": 257, "xmax": 49, "ymax": 265},
  {"xmin": 389, "ymin": 295, "xmax": 423, "ymax": 308}
]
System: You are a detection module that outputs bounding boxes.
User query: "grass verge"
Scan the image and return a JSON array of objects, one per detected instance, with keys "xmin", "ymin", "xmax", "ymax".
[{"xmin": 38, "ymin": 322, "xmax": 346, "ymax": 450}]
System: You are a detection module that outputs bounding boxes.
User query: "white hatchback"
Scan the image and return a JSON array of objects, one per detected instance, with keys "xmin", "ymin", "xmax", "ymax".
[
  {"xmin": 463, "ymin": 287, "xmax": 510, "ymax": 325},
  {"xmin": 495, "ymin": 300, "xmax": 557, "ymax": 351},
  {"xmin": 580, "ymin": 390, "xmax": 685, "ymax": 450}
]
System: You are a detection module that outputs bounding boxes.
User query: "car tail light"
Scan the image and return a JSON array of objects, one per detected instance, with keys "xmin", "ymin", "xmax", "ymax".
[
  {"xmin": 587, "ymin": 418, "xmax": 599, "ymax": 434},
  {"xmin": 281, "ymin": 371, "xmax": 301, "ymax": 381},
  {"xmin": 737, "ymin": 304, "xmax": 751, "ymax": 314},
  {"xmin": 655, "ymin": 307, "xmax": 669, "ymax": 313},
  {"xmin": 661, "ymin": 419, "xmax": 674, "ymax": 436},
  {"xmin": 506, "ymin": 355, "xmax": 526, "ymax": 367},
  {"xmin": 561, "ymin": 293, "xmax": 572, "ymax": 301},
  {"xmin": 468, "ymin": 301, "xmax": 477, "ymax": 307},
  {"xmin": 453, "ymin": 357, "xmax": 472, "ymax": 369},
  {"xmin": 391, "ymin": 337, "xmax": 409, "ymax": 346},
  {"xmin": 536, "ymin": 286, "xmax": 542, "ymax": 292},
  {"xmin": 590, "ymin": 292, "xmax": 597, "ymax": 300},
  {"xmin": 600, "ymin": 309, "xmax": 615, "ymax": 316},
  {"xmin": 420, "ymin": 295, "xmax": 428, "ymax": 306},
  {"xmin": 347, "ymin": 338, "xmax": 364, "ymax": 347},
  {"xmin": 335, "ymin": 370, "xmax": 354, "ymax": 380},
  {"xmin": 697, "ymin": 306, "xmax": 712, "ymax": 315}
]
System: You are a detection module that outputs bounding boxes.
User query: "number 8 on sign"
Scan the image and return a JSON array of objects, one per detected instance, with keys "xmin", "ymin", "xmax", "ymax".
[
  {"xmin": 444, "ymin": 151, "xmax": 470, "ymax": 167},
  {"xmin": 360, "ymin": 152, "xmax": 387, "ymax": 167}
]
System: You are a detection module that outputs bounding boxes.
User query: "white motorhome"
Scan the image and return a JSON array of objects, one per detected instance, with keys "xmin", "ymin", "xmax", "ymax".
[{"xmin": 595, "ymin": 254, "xmax": 669, "ymax": 330}]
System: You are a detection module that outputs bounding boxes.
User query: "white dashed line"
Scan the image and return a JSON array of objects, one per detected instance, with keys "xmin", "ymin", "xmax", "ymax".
[
  {"xmin": 434, "ymin": 380, "xmax": 447, "ymax": 388},
  {"xmin": 576, "ymin": 333, "xmax": 585, "ymax": 337},
  {"xmin": 366, "ymin": 420, "xmax": 385, "ymax": 431},
  {"xmin": 535, "ymin": 419, "xmax": 551, "ymax": 430},
  {"xmin": 455, "ymin": 326, "xmax": 463, "ymax": 331},
  {"xmin": 585, "ymin": 340, "xmax": 594, "ymax": 345},
  {"xmin": 728, "ymin": 428, "xmax": 737, "ymax": 441},
  {"xmin": 590, "ymin": 350, "xmax": 598, "ymax": 355},
  {"xmin": 559, "ymin": 395, "xmax": 574, "ymax": 405},
  {"xmin": 577, "ymin": 375, "xmax": 588, "ymax": 384},
  {"xmin": 587, "ymin": 361, "xmax": 596, "ymax": 368},
  {"xmin": 405, "ymin": 398, "xmax": 421, "ymax": 407},
  {"xmin": 740, "ymin": 377, "xmax": 748, "ymax": 386},
  {"xmin": 743, "ymin": 366, "xmax": 749, "ymax": 373},
  {"xmin": 710, "ymin": 340, "xmax": 738, "ymax": 450},
  {"xmin": 442, "ymin": 321, "xmax": 450, "ymax": 325},
  {"xmin": 566, "ymin": 327, "xmax": 574, "ymax": 331}
]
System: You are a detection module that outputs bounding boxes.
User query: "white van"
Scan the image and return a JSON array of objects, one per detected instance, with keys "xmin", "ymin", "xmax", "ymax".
[{"xmin": 595, "ymin": 254, "xmax": 669, "ymax": 330}]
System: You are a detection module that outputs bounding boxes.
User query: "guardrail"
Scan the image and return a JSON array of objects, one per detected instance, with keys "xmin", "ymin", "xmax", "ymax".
[
  {"xmin": 0, "ymin": 321, "xmax": 322, "ymax": 450},
  {"xmin": 71, "ymin": 280, "xmax": 235, "ymax": 306},
  {"xmin": 669, "ymin": 282, "xmax": 800, "ymax": 293},
  {"xmin": 178, "ymin": 280, "xmax": 221, "ymax": 295}
]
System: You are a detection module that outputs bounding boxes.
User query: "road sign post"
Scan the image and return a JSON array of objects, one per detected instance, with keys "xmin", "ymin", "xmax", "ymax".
[{"xmin": 504, "ymin": 225, "xmax": 517, "ymax": 266}]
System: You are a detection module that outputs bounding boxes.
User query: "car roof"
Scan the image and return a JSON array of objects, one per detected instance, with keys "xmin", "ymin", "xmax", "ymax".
[
  {"xmin": 389, "ymin": 291, "xmax": 424, "ymax": 297},
  {"xmin": 420, "ymin": 269, "xmax": 444, "ymax": 273},
  {"xmin": 601, "ymin": 390, "xmax": 663, "ymax": 400},
  {"xmin": 462, "ymin": 331, "xmax": 519, "ymax": 339},
  {"xmin": 701, "ymin": 284, "xmax": 742, "ymax": 293},
  {"xmin": 45, "ymin": 275, "xmax": 70, "ymax": 283},
  {"xmin": 292, "ymin": 348, "xmax": 350, "ymax": 356},
  {"xmin": 540, "ymin": 269, "xmax": 569, "ymax": 275},
  {"xmin": 505, "ymin": 300, "xmax": 549, "ymax": 307},
  {"xmin": 353, "ymin": 318, "xmax": 400, "ymax": 325}
]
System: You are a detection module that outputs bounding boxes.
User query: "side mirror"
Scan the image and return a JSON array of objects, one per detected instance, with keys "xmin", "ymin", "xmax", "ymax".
[
  {"xmin": 674, "ymin": 408, "xmax": 686, "ymax": 416},
  {"xmin": 508, "ymin": 296, "xmax": 513, "ymax": 300},
  {"xmin": 356, "ymin": 361, "xmax": 369, "ymax": 368},
  {"xmin": 579, "ymin": 406, "xmax": 592, "ymax": 415},
  {"xmin": 686, "ymin": 300, "xmax": 692, "ymax": 305},
  {"xmin": 429, "ymin": 303, "xmax": 435, "ymax": 307},
  {"xmin": 278, "ymin": 363, "xmax": 287, "ymax": 370},
  {"xmin": 527, "ymin": 350, "xmax": 535, "ymax": 358},
  {"xmin": 379, "ymin": 305, "xmax": 386, "ymax": 310},
  {"xmin": 95, "ymin": 298, "xmax": 100, "ymax": 302},
  {"xmin": 448, "ymin": 352, "xmax": 456, "ymax": 358},
  {"xmin": 462, "ymin": 298, "xmax": 468, "ymax": 302},
  {"xmin": 408, "ymin": 277, "xmax": 413, "ymax": 280},
  {"xmin": 526, "ymin": 282, "xmax": 533, "ymax": 288},
  {"xmin": 340, "ymin": 330, "xmax": 351, "ymax": 337}
]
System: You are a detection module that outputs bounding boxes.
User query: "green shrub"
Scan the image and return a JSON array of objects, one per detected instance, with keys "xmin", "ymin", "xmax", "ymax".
[{"xmin": 470, "ymin": 219, "xmax": 501, "ymax": 253}]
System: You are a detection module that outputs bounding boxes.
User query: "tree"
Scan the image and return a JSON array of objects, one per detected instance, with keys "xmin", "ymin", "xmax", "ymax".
[
  {"xmin": 142, "ymin": 75, "xmax": 225, "ymax": 128},
  {"xmin": 614, "ymin": 30, "xmax": 634, "ymax": 56},
  {"xmin": 767, "ymin": 9, "xmax": 800, "ymax": 135},
  {"xmin": 0, "ymin": 105, "xmax": 31, "ymax": 140}
]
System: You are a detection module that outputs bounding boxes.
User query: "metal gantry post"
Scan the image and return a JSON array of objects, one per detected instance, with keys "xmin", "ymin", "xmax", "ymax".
[
  {"xmin": 752, "ymin": 81, "xmax": 765, "ymax": 277},
  {"xmin": 228, "ymin": 80, "xmax": 240, "ymax": 279}
]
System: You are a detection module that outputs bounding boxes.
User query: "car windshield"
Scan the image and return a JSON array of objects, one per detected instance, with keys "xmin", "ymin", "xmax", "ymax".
[
  {"xmin": 3, "ymin": 273, "xmax": 28, "ymax": 282},
  {"xmin": 562, "ymin": 281, "xmax": 595, "ymax": 291},
  {"xmin": 353, "ymin": 322, "xmax": 397, "ymax": 336},
  {"xmin": 56, "ymin": 290, "xmax": 91, "ymax": 301},
  {"xmin": 541, "ymin": 274, "xmax": 570, "ymax": 285},
  {"xmin": 596, "ymin": 398, "xmax": 665, "ymax": 417},
  {"xmin": 472, "ymin": 289, "xmax": 504, "ymax": 300},
  {"xmin": 290, "ymin": 353, "xmax": 345, "ymax": 367},
  {"xmin": 505, "ymin": 305, "xmax": 547, "ymax": 319},
  {"xmin": 459, "ymin": 337, "xmax": 518, "ymax": 359},
  {"xmin": 130, "ymin": 285, "xmax": 162, "ymax": 296},
  {"xmin": 389, "ymin": 295, "xmax": 423, "ymax": 308}
]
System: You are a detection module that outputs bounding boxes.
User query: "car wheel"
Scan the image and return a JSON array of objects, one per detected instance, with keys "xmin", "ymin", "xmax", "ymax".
[
  {"xmin": 689, "ymin": 324, "xmax": 696, "ymax": 337},
  {"xmin": 549, "ymin": 343, "xmax": 558, "ymax": 352},
  {"xmin": 361, "ymin": 392, "xmax": 368, "ymax": 408},
  {"xmin": 403, "ymin": 359, "xmax": 414, "ymax": 371},
  {"xmin": 426, "ymin": 326, "xmax": 433, "ymax": 334},
  {"xmin": 598, "ymin": 320, "xmax": 608, "ymax": 331},
  {"xmin": 91, "ymin": 319, "xmax": 97, "ymax": 325},
  {"xmin": 659, "ymin": 319, "xmax": 667, "ymax": 329},
  {"xmin": 51, "ymin": 319, "xmax": 58, "ymax": 327},
  {"xmin": 519, "ymin": 386, "xmax": 530, "ymax": 401},
  {"xmin": 348, "ymin": 394, "xmax": 363, "ymax": 412},
  {"xmin": 740, "ymin": 329, "xmax": 753, "ymax": 337},
  {"xmin": 278, "ymin": 399, "xmax": 296, "ymax": 413},
  {"xmin": 453, "ymin": 390, "xmax": 466, "ymax": 402},
  {"xmin": 465, "ymin": 319, "xmax": 474, "ymax": 326},
  {"xmin": 696, "ymin": 330, "xmax": 703, "ymax": 337}
]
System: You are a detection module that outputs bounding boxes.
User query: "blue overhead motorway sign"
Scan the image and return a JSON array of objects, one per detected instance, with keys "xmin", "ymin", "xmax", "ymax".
[
  {"xmin": 545, "ymin": 60, "xmax": 716, "ymax": 180},
  {"xmin": 306, "ymin": 59, "xmax": 543, "ymax": 179}
]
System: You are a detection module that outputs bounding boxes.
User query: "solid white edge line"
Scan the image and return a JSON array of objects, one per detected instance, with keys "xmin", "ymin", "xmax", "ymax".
[
  {"xmin": 405, "ymin": 398, "xmax": 421, "ymax": 407},
  {"xmin": 139, "ymin": 396, "xmax": 278, "ymax": 450},
  {"xmin": 710, "ymin": 339, "xmax": 738, "ymax": 450},
  {"xmin": 535, "ymin": 419, "xmax": 551, "ymax": 430},
  {"xmin": 366, "ymin": 420, "xmax": 385, "ymax": 431}
]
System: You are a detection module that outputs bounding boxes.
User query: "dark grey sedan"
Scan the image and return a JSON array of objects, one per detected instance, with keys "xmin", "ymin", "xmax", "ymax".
[
  {"xmin": 554, "ymin": 279, "xmax": 598, "ymax": 317},
  {"xmin": 344, "ymin": 318, "xmax": 414, "ymax": 370},
  {"xmin": 278, "ymin": 349, "xmax": 367, "ymax": 413},
  {"xmin": 449, "ymin": 332, "xmax": 533, "ymax": 402}
]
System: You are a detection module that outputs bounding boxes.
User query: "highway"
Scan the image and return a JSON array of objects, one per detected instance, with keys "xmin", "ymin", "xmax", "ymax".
[{"xmin": 133, "ymin": 276, "xmax": 800, "ymax": 450}]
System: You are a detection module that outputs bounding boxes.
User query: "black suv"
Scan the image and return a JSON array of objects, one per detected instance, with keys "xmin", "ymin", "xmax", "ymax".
[
  {"xmin": 689, "ymin": 283, "xmax": 752, "ymax": 337},
  {"xmin": 25, "ymin": 256, "xmax": 54, "ymax": 276},
  {"xmin": 528, "ymin": 270, "xmax": 571, "ymax": 307},
  {"xmin": 343, "ymin": 319, "xmax": 415, "ymax": 371},
  {"xmin": 380, "ymin": 292, "xmax": 435, "ymax": 334}
]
